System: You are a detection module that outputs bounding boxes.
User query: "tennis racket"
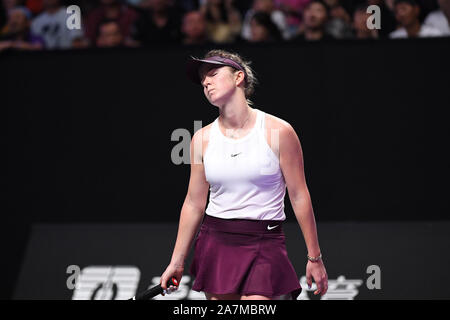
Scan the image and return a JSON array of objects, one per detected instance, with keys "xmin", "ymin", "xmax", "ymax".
[{"xmin": 129, "ymin": 277, "xmax": 179, "ymax": 300}]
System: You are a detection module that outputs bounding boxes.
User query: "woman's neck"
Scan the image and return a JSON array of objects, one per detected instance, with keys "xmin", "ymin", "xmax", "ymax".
[{"xmin": 219, "ymin": 100, "xmax": 253, "ymax": 129}]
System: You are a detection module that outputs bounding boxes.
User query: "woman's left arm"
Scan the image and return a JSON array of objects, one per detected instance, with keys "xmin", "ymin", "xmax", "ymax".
[{"xmin": 278, "ymin": 123, "xmax": 328, "ymax": 296}]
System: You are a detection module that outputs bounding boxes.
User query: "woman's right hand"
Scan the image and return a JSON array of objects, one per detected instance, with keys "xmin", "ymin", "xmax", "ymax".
[{"xmin": 160, "ymin": 263, "xmax": 184, "ymax": 296}]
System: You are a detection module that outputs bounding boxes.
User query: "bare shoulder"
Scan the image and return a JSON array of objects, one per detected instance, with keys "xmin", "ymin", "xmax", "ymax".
[
  {"xmin": 192, "ymin": 121, "xmax": 213, "ymax": 141},
  {"xmin": 263, "ymin": 111, "xmax": 297, "ymax": 159},
  {"xmin": 192, "ymin": 121, "xmax": 214, "ymax": 162},
  {"xmin": 264, "ymin": 111, "xmax": 293, "ymax": 131}
]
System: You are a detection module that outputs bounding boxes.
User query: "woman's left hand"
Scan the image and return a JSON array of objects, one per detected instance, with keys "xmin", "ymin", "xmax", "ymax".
[{"xmin": 306, "ymin": 260, "xmax": 328, "ymax": 296}]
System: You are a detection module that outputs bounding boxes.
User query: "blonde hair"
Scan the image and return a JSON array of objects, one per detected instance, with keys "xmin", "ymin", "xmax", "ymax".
[{"xmin": 202, "ymin": 49, "xmax": 258, "ymax": 106}]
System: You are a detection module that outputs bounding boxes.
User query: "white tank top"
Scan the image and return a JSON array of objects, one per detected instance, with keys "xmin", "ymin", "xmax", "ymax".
[{"xmin": 204, "ymin": 108, "xmax": 286, "ymax": 221}]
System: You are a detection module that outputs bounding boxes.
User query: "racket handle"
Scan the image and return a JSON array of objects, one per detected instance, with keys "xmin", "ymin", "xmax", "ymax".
[{"xmin": 130, "ymin": 277, "xmax": 179, "ymax": 300}]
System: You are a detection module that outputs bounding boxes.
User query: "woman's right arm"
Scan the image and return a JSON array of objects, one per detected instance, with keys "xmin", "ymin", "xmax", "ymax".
[{"xmin": 160, "ymin": 128, "xmax": 210, "ymax": 291}]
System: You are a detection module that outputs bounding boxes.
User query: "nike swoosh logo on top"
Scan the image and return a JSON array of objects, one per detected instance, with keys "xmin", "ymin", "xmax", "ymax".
[
  {"xmin": 267, "ymin": 225, "xmax": 279, "ymax": 230},
  {"xmin": 231, "ymin": 152, "xmax": 242, "ymax": 157}
]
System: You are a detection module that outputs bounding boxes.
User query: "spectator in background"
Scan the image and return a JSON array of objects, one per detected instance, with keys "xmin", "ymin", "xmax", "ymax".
[
  {"xmin": 71, "ymin": 35, "xmax": 90, "ymax": 48},
  {"xmin": 2, "ymin": 0, "xmax": 21, "ymax": 11},
  {"xmin": 424, "ymin": 0, "xmax": 450, "ymax": 35},
  {"xmin": 1, "ymin": 2, "xmax": 9, "ymax": 30},
  {"xmin": 323, "ymin": 0, "xmax": 352, "ymax": 38},
  {"xmin": 241, "ymin": 0, "xmax": 290, "ymax": 40},
  {"xmin": 291, "ymin": 0, "xmax": 333, "ymax": 41},
  {"xmin": 132, "ymin": 0, "xmax": 182, "ymax": 44},
  {"xmin": 96, "ymin": 19, "xmax": 125, "ymax": 47},
  {"xmin": 178, "ymin": 0, "xmax": 200, "ymax": 12},
  {"xmin": 0, "ymin": 6, "xmax": 44, "ymax": 51},
  {"xmin": 385, "ymin": 0, "xmax": 395, "ymax": 10},
  {"xmin": 352, "ymin": 4, "xmax": 378, "ymax": 39},
  {"xmin": 274, "ymin": 0, "xmax": 310, "ymax": 38},
  {"xmin": 181, "ymin": 10, "xmax": 210, "ymax": 45},
  {"xmin": 390, "ymin": 0, "xmax": 442, "ymax": 38},
  {"xmin": 249, "ymin": 10, "xmax": 282, "ymax": 42},
  {"xmin": 439, "ymin": 0, "xmax": 450, "ymax": 21},
  {"xmin": 200, "ymin": 0, "xmax": 242, "ymax": 44},
  {"xmin": 126, "ymin": 0, "xmax": 145, "ymax": 8},
  {"xmin": 30, "ymin": 0, "xmax": 83, "ymax": 49},
  {"xmin": 2, "ymin": 1, "xmax": 22, "ymax": 30},
  {"xmin": 85, "ymin": 0, "xmax": 138, "ymax": 46},
  {"xmin": 25, "ymin": 0, "xmax": 43, "ymax": 15}
]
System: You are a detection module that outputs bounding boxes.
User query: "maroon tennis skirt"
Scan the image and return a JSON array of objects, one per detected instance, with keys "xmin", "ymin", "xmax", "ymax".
[{"xmin": 189, "ymin": 214, "xmax": 302, "ymax": 300}]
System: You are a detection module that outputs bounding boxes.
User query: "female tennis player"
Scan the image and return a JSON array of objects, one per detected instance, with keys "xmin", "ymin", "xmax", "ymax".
[{"xmin": 160, "ymin": 49, "xmax": 328, "ymax": 300}]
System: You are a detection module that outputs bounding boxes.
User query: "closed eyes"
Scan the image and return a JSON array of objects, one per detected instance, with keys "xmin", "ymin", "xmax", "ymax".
[{"xmin": 202, "ymin": 73, "xmax": 218, "ymax": 88}]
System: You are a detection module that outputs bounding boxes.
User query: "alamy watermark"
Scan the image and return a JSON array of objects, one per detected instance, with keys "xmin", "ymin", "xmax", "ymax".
[
  {"xmin": 66, "ymin": 264, "xmax": 80, "ymax": 290},
  {"xmin": 66, "ymin": 5, "xmax": 81, "ymax": 30},
  {"xmin": 67, "ymin": 264, "xmax": 381, "ymax": 299},
  {"xmin": 366, "ymin": 264, "xmax": 381, "ymax": 290},
  {"xmin": 367, "ymin": 5, "xmax": 381, "ymax": 30}
]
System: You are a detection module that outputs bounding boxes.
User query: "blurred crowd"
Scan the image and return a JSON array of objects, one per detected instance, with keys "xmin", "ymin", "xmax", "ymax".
[{"xmin": 0, "ymin": 0, "xmax": 449, "ymax": 51}]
